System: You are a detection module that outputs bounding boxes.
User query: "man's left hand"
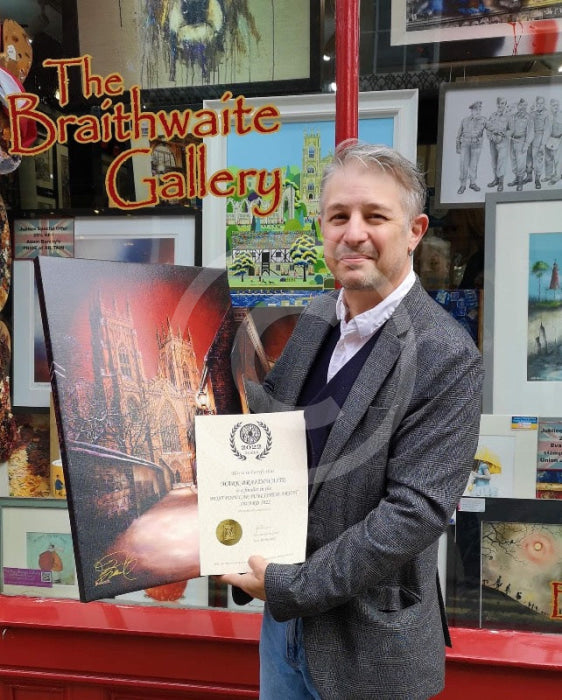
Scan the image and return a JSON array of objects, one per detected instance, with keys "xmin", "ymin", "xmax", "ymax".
[{"xmin": 219, "ymin": 555, "xmax": 268, "ymax": 601}]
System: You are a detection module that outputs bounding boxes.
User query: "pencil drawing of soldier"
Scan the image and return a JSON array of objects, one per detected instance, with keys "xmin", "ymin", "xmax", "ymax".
[
  {"xmin": 485, "ymin": 96, "xmax": 509, "ymax": 192},
  {"xmin": 507, "ymin": 98, "xmax": 534, "ymax": 192},
  {"xmin": 525, "ymin": 95, "xmax": 551, "ymax": 189},
  {"xmin": 456, "ymin": 101, "xmax": 487, "ymax": 195},
  {"xmin": 544, "ymin": 98, "xmax": 562, "ymax": 185}
]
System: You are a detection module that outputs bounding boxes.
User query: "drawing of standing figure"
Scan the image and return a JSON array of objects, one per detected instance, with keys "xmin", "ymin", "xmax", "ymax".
[
  {"xmin": 485, "ymin": 96, "xmax": 510, "ymax": 192},
  {"xmin": 544, "ymin": 98, "xmax": 562, "ymax": 185},
  {"xmin": 507, "ymin": 98, "xmax": 534, "ymax": 192},
  {"xmin": 525, "ymin": 96, "xmax": 551, "ymax": 189},
  {"xmin": 456, "ymin": 101, "xmax": 486, "ymax": 194}
]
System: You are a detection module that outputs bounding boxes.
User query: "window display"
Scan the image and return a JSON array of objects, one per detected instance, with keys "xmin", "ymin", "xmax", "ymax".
[{"xmin": 0, "ymin": 0, "xmax": 559, "ymax": 641}]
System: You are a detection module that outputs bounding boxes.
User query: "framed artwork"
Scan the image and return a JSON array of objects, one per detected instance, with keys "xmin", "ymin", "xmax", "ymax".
[
  {"xmin": 201, "ymin": 90, "xmax": 419, "ymax": 278},
  {"xmin": 36, "ymin": 257, "xmax": 241, "ymax": 601},
  {"xmin": 483, "ymin": 191, "xmax": 562, "ymax": 415},
  {"xmin": 391, "ymin": 1, "xmax": 562, "ymax": 57},
  {"xmin": 12, "ymin": 212, "xmax": 196, "ymax": 408},
  {"xmin": 436, "ymin": 77, "xmax": 562, "ymax": 208},
  {"xmin": 0, "ymin": 497, "xmax": 79, "ymax": 599},
  {"xmin": 446, "ymin": 498, "xmax": 562, "ymax": 634},
  {"xmin": 77, "ymin": 0, "xmax": 322, "ymax": 99},
  {"xmin": 0, "ymin": 412, "xmax": 51, "ymax": 498},
  {"xmin": 461, "ymin": 414, "xmax": 539, "ymax": 500}
]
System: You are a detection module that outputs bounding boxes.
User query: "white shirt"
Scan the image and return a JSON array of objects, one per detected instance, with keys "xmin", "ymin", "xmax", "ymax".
[{"xmin": 327, "ymin": 269, "xmax": 416, "ymax": 382}]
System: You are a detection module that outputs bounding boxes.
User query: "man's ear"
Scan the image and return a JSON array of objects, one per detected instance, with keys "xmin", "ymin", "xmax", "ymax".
[{"xmin": 409, "ymin": 213, "xmax": 429, "ymax": 254}]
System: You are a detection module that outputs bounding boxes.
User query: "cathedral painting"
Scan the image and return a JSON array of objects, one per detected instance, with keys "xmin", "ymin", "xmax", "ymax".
[{"xmin": 35, "ymin": 256, "xmax": 241, "ymax": 601}]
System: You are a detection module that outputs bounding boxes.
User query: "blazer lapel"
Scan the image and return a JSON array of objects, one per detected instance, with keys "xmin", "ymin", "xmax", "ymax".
[
  {"xmin": 281, "ymin": 293, "xmax": 339, "ymax": 406},
  {"xmin": 309, "ymin": 285, "xmax": 419, "ymax": 501}
]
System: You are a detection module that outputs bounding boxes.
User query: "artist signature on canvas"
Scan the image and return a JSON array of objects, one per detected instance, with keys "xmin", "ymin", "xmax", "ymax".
[{"xmin": 94, "ymin": 552, "xmax": 137, "ymax": 586}]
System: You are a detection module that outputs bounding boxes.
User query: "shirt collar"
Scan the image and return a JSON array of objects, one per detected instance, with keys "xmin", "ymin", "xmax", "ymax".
[{"xmin": 335, "ymin": 268, "xmax": 416, "ymax": 338}]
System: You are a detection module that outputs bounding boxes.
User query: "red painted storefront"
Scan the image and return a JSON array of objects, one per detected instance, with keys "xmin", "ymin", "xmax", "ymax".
[{"xmin": 0, "ymin": 595, "xmax": 560, "ymax": 699}]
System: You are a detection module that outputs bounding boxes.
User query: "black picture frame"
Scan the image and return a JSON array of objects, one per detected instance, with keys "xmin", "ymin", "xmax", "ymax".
[
  {"xmin": 79, "ymin": 0, "xmax": 323, "ymax": 110},
  {"xmin": 446, "ymin": 498, "xmax": 562, "ymax": 635},
  {"xmin": 436, "ymin": 76, "xmax": 562, "ymax": 209}
]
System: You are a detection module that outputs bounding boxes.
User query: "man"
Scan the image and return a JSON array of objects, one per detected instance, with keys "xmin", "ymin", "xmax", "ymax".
[
  {"xmin": 507, "ymin": 98, "xmax": 534, "ymax": 191},
  {"xmin": 485, "ymin": 96, "xmax": 510, "ymax": 192},
  {"xmin": 223, "ymin": 142, "xmax": 483, "ymax": 700},
  {"xmin": 455, "ymin": 100, "xmax": 486, "ymax": 194},
  {"xmin": 525, "ymin": 95, "xmax": 551, "ymax": 189},
  {"xmin": 544, "ymin": 98, "xmax": 562, "ymax": 185}
]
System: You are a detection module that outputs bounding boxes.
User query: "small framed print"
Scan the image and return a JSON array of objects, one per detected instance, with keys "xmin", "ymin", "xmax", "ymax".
[
  {"xmin": 0, "ymin": 497, "xmax": 79, "ymax": 599},
  {"xmin": 461, "ymin": 414, "xmax": 539, "ymax": 500},
  {"xmin": 446, "ymin": 498, "xmax": 562, "ymax": 635}
]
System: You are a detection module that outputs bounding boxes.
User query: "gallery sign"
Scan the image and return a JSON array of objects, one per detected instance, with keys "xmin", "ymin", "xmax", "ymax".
[{"xmin": 6, "ymin": 55, "xmax": 283, "ymax": 214}]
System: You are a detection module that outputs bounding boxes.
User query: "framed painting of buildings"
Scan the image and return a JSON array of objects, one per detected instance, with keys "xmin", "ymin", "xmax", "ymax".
[
  {"xmin": 436, "ymin": 77, "xmax": 562, "ymax": 208},
  {"xmin": 445, "ymin": 498, "xmax": 562, "ymax": 634},
  {"xmin": 35, "ymin": 256, "xmax": 241, "ymax": 601},
  {"xmin": 201, "ymin": 89, "xmax": 419, "ymax": 299},
  {"xmin": 12, "ymin": 212, "xmax": 196, "ymax": 408},
  {"xmin": 483, "ymin": 190, "xmax": 562, "ymax": 416},
  {"xmin": 77, "ymin": 0, "xmax": 322, "ymax": 100}
]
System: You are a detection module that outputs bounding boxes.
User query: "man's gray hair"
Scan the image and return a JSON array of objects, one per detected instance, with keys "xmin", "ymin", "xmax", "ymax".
[{"xmin": 320, "ymin": 140, "xmax": 427, "ymax": 222}]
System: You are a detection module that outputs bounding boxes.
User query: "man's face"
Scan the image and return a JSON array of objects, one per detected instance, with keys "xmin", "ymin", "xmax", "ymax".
[
  {"xmin": 471, "ymin": 105, "xmax": 481, "ymax": 116},
  {"xmin": 552, "ymin": 101, "xmax": 559, "ymax": 115},
  {"xmin": 320, "ymin": 163, "xmax": 427, "ymax": 312},
  {"xmin": 498, "ymin": 100, "xmax": 507, "ymax": 114},
  {"xmin": 537, "ymin": 97, "xmax": 545, "ymax": 111}
]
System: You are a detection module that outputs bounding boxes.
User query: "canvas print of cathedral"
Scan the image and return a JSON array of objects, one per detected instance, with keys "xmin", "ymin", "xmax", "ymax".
[{"xmin": 35, "ymin": 256, "xmax": 241, "ymax": 601}]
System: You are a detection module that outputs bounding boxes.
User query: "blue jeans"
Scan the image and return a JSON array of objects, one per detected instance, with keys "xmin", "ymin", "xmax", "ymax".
[{"xmin": 259, "ymin": 604, "xmax": 322, "ymax": 700}]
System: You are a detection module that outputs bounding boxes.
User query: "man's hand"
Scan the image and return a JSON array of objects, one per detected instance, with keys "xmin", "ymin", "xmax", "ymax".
[{"xmin": 219, "ymin": 555, "xmax": 268, "ymax": 601}]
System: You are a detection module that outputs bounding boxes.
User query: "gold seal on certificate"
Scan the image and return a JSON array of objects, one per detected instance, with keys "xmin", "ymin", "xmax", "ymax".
[
  {"xmin": 195, "ymin": 411, "xmax": 308, "ymax": 576},
  {"xmin": 216, "ymin": 519, "xmax": 243, "ymax": 546}
]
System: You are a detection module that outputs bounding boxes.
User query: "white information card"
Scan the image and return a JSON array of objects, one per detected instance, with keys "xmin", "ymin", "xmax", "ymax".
[{"xmin": 195, "ymin": 411, "xmax": 308, "ymax": 576}]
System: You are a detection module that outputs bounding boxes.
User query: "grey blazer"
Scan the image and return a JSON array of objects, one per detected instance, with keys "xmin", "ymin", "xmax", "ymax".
[{"xmin": 245, "ymin": 279, "xmax": 483, "ymax": 700}]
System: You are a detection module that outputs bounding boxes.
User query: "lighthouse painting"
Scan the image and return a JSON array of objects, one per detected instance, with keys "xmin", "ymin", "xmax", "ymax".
[{"xmin": 528, "ymin": 232, "xmax": 562, "ymax": 381}]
